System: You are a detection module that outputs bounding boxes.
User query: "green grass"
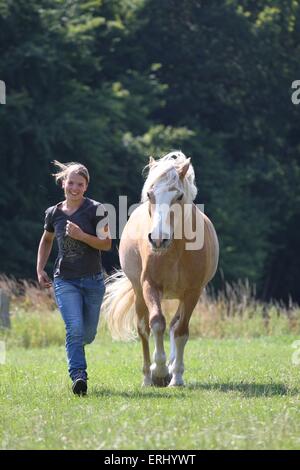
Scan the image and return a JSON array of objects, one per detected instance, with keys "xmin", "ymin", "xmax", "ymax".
[{"xmin": 1, "ymin": 335, "xmax": 300, "ymax": 449}]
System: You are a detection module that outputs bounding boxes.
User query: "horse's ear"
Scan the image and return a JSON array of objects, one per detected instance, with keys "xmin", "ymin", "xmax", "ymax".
[
  {"xmin": 148, "ymin": 156, "xmax": 155, "ymax": 167},
  {"xmin": 178, "ymin": 158, "xmax": 190, "ymax": 179}
]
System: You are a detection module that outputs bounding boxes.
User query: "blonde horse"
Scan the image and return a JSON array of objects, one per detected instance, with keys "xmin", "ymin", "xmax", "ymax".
[{"xmin": 103, "ymin": 151, "xmax": 219, "ymax": 387}]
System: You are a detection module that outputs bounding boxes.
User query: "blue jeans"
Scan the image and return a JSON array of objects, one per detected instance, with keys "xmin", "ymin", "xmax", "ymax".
[{"xmin": 53, "ymin": 273, "xmax": 105, "ymax": 381}]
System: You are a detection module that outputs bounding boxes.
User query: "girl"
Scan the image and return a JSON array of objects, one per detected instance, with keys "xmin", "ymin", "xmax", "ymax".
[{"xmin": 37, "ymin": 161, "xmax": 111, "ymax": 395}]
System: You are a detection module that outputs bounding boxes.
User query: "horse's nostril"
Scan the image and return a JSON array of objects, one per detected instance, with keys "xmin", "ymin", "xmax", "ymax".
[
  {"xmin": 148, "ymin": 233, "xmax": 158, "ymax": 247},
  {"xmin": 161, "ymin": 238, "xmax": 170, "ymax": 247},
  {"xmin": 148, "ymin": 233, "xmax": 162, "ymax": 248}
]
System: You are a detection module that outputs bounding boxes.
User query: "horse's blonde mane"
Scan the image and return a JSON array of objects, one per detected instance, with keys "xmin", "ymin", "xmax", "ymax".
[{"xmin": 141, "ymin": 151, "xmax": 197, "ymax": 203}]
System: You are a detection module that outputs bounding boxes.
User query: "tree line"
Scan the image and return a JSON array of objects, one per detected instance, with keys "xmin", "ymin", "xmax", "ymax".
[{"xmin": 0, "ymin": 0, "xmax": 300, "ymax": 302}]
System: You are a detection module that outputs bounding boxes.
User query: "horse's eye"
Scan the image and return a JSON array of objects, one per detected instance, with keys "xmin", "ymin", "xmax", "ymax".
[
  {"xmin": 147, "ymin": 192, "xmax": 151, "ymax": 199},
  {"xmin": 177, "ymin": 193, "xmax": 183, "ymax": 201}
]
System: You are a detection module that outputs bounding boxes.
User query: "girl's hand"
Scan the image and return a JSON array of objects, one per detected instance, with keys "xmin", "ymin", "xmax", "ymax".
[
  {"xmin": 65, "ymin": 221, "xmax": 84, "ymax": 241},
  {"xmin": 37, "ymin": 270, "xmax": 52, "ymax": 289}
]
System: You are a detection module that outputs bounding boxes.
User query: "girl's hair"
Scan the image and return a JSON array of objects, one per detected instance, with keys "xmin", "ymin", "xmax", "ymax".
[{"xmin": 51, "ymin": 160, "xmax": 90, "ymax": 185}]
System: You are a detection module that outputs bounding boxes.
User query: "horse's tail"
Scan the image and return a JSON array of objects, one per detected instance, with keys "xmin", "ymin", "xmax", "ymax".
[{"xmin": 102, "ymin": 270, "xmax": 137, "ymax": 341}]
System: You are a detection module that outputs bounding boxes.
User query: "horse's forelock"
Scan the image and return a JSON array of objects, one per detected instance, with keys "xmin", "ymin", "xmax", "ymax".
[
  {"xmin": 141, "ymin": 151, "xmax": 197, "ymax": 202},
  {"xmin": 142, "ymin": 162, "xmax": 177, "ymax": 202}
]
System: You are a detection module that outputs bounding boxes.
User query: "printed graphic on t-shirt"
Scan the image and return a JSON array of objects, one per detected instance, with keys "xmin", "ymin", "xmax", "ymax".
[{"xmin": 62, "ymin": 236, "xmax": 85, "ymax": 261}]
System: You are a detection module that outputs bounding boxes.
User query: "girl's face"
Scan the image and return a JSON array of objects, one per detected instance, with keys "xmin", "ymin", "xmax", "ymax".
[{"xmin": 63, "ymin": 171, "xmax": 88, "ymax": 202}]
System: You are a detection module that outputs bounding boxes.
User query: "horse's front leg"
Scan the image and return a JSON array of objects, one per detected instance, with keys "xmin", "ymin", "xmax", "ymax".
[
  {"xmin": 169, "ymin": 290, "xmax": 201, "ymax": 387},
  {"xmin": 142, "ymin": 280, "xmax": 171, "ymax": 387},
  {"xmin": 135, "ymin": 292, "xmax": 152, "ymax": 386}
]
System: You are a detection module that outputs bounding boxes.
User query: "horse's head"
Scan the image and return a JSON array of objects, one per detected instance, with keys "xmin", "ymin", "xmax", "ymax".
[{"xmin": 142, "ymin": 152, "xmax": 197, "ymax": 251}]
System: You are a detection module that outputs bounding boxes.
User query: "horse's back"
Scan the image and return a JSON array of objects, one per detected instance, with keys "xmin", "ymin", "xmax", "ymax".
[{"xmin": 201, "ymin": 209, "xmax": 219, "ymax": 284}]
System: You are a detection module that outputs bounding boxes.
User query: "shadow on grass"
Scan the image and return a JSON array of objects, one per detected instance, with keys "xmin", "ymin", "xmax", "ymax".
[
  {"xmin": 89, "ymin": 387, "xmax": 187, "ymax": 399},
  {"xmin": 87, "ymin": 382, "xmax": 299, "ymax": 399},
  {"xmin": 187, "ymin": 382, "xmax": 300, "ymax": 397}
]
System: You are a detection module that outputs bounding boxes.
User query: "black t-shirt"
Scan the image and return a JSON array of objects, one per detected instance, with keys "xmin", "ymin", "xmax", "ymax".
[{"xmin": 44, "ymin": 197, "xmax": 108, "ymax": 279}]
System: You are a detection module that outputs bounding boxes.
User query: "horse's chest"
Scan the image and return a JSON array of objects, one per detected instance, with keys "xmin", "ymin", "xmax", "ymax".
[{"xmin": 148, "ymin": 260, "xmax": 184, "ymax": 297}]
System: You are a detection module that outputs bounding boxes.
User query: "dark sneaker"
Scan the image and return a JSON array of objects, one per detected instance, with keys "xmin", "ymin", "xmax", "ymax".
[
  {"xmin": 72, "ymin": 377, "xmax": 87, "ymax": 396},
  {"xmin": 72, "ymin": 371, "xmax": 88, "ymax": 396}
]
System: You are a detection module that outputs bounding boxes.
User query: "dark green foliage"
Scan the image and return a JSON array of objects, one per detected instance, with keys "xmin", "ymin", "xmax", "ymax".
[{"xmin": 0, "ymin": 0, "xmax": 299, "ymax": 302}]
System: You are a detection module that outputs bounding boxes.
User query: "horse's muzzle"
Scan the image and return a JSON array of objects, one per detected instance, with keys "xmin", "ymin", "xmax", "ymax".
[{"xmin": 148, "ymin": 233, "xmax": 172, "ymax": 250}]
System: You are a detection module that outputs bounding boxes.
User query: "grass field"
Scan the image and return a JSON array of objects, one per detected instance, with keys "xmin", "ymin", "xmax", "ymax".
[
  {"xmin": 1, "ymin": 277, "xmax": 300, "ymax": 449},
  {"xmin": 1, "ymin": 334, "xmax": 300, "ymax": 450}
]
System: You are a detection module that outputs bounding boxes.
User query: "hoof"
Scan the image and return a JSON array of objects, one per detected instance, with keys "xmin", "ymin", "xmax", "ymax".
[
  {"xmin": 168, "ymin": 377, "xmax": 185, "ymax": 387},
  {"xmin": 151, "ymin": 372, "xmax": 172, "ymax": 387},
  {"xmin": 142, "ymin": 377, "xmax": 153, "ymax": 387}
]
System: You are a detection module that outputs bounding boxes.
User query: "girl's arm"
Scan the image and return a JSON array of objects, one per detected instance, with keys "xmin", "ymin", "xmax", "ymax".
[
  {"xmin": 36, "ymin": 230, "xmax": 55, "ymax": 288},
  {"xmin": 66, "ymin": 221, "xmax": 112, "ymax": 251}
]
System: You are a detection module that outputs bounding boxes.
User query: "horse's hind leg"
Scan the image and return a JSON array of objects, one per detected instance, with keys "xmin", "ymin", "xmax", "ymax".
[
  {"xmin": 135, "ymin": 293, "xmax": 152, "ymax": 386},
  {"xmin": 169, "ymin": 290, "xmax": 200, "ymax": 387}
]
